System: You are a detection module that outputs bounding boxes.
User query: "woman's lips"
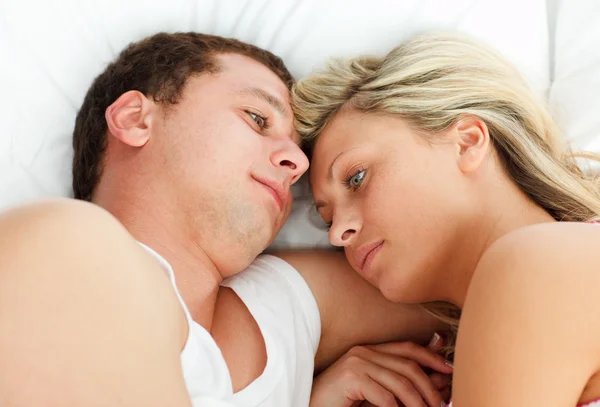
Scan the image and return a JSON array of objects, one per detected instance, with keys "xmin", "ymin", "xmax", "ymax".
[{"xmin": 355, "ymin": 240, "xmax": 384, "ymax": 274}]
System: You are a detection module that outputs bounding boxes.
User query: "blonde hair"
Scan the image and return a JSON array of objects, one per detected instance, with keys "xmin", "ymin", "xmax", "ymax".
[{"xmin": 292, "ymin": 32, "xmax": 600, "ymax": 357}]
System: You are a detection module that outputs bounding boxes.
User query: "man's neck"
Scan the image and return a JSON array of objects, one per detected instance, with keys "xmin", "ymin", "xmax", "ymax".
[{"xmin": 96, "ymin": 193, "xmax": 223, "ymax": 331}]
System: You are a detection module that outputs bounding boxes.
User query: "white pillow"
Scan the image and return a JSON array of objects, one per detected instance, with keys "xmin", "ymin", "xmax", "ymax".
[
  {"xmin": 0, "ymin": 0, "xmax": 550, "ymax": 249},
  {"xmin": 547, "ymin": 0, "xmax": 600, "ymax": 156}
]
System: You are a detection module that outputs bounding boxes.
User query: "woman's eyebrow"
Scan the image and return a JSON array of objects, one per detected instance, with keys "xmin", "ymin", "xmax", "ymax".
[
  {"xmin": 328, "ymin": 147, "xmax": 361, "ymax": 182},
  {"xmin": 314, "ymin": 148, "xmax": 358, "ymax": 210}
]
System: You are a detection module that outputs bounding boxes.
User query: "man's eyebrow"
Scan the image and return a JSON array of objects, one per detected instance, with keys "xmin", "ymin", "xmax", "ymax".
[{"xmin": 236, "ymin": 87, "xmax": 289, "ymax": 118}]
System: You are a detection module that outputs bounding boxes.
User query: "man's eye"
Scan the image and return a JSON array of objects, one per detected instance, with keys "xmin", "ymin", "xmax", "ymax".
[{"xmin": 247, "ymin": 111, "xmax": 268, "ymax": 130}]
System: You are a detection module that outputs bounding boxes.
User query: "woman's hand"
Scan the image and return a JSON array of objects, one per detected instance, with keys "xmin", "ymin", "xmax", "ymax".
[{"xmin": 310, "ymin": 335, "xmax": 453, "ymax": 407}]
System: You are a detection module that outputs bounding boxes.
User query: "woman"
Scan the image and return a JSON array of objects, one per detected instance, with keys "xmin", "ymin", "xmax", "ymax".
[{"xmin": 293, "ymin": 32, "xmax": 600, "ymax": 406}]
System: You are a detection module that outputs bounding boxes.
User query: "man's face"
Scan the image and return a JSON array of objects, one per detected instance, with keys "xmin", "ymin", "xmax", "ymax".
[{"xmin": 151, "ymin": 53, "xmax": 308, "ymax": 276}]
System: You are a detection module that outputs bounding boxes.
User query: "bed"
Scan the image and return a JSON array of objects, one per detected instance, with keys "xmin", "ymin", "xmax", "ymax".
[{"xmin": 1, "ymin": 0, "xmax": 598, "ymax": 250}]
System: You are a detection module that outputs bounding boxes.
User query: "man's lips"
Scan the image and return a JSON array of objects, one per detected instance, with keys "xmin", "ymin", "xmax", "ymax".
[
  {"xmin": 354, "ymin": 240, "xmax": 384, "ymax": 273},
  {"xmin": 252, "ymin": 175, "xmax": 287, "ymax": 211}
]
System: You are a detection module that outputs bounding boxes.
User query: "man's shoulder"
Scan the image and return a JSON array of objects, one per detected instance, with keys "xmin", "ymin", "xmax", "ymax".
[
  {"xmin": 226, "ymin": 252, "xmax": 331, "ymax": 298},
  {"xmin": 223, "ymin": 253, "xmax": 322, "ymax": 352},
  {"xmin": 270, "ymin": 251, "xmax": 349, "ymax": 304},
  {"xmin": 0, "ymin": 199, "xmax": 192, "ymax": 406},
  {"xmin": 214, "ymin": 254, "xmax": 322, "ymax": 406},
  {"xmin": 273, "ymin": 250, "xmax": 348, "ymax": 278}
]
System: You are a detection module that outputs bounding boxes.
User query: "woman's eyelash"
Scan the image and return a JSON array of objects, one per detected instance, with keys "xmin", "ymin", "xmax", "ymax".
[
  {"xmin": 343, "ymin": 168, "xmax": 366, "ymax": 191},
  {"xmin": 324, "ymin": 221, "xmax": 332, "ymax": 231},
  {"xmin": 246, "ymin": 111, "xmax": 270, "ymax": 130}
]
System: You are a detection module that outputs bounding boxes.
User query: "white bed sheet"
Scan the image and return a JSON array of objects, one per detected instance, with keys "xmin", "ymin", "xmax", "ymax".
[{"xmin": 0, "ymin": 0, "xmax": 556, "ymax": 249}]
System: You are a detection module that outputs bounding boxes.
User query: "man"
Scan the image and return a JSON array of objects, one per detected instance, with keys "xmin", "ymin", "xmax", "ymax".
[{"xmin": 0, "ymin": 32, "xmax": 442, "ymax": 407}]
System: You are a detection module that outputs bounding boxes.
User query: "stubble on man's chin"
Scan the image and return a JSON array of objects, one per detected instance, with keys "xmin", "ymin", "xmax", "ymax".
[{"xmin": 195, "ymin": 194, "xmax": 272, "ymax": 273}]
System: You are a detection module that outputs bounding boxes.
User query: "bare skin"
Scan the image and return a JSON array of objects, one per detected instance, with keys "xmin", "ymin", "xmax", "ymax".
[
  {"xmin": 0, "ymin": 199, "xmax": 193, "ymax": 407},
  {"xmin": 0, "ymin": 54, "xmax": 441, "ymax": 406},
  {"xmin": 310, "ymin": 107, "xmax": 600, "ymax": 406}
]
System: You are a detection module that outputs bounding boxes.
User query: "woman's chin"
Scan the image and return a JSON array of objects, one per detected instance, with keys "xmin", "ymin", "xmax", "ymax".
[{"xmin": 377, "ymin": 275, "xmax": 426, "ymax": 304}]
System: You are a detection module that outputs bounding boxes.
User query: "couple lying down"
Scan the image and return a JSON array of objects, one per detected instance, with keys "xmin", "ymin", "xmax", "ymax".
[{"xmin": 1, "ymin": 30, "xmax": 600, "ymax": 407}]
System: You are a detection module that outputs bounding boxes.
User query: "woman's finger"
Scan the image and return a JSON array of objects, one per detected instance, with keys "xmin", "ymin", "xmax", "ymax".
[
  {"xmin": 350, "ymin": 346, "xmax": 444, "ymax": 407},
  {"xmin": 367, "ymin": 342, "xmax": 453, "ymax": 374},
  {"xmin": 351, "ymin": 351, "xmax": 437, "ymax": 407},
  {"xmin": 427, "ymin": 333, "xmax": 445, "ymax": 353},
  {"xmin": 348, "ymin": 375, "xmax": 400, "ymax": 407},
  {"xmin": 429, "ymin": 373, "xmax": 451, "ymax": 405},
  {"xmin": 428, "ymin": 372, "xmax": 452, "ymax": 390},
  {"xmin": 366, "ymin": 369, "xmax": 427, "ymax": 407}
]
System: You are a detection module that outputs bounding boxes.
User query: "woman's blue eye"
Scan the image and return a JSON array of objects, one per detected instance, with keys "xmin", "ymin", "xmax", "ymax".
[{"xmin": 344, "ymin": 169, "xmax": 366, "ymax": 190}]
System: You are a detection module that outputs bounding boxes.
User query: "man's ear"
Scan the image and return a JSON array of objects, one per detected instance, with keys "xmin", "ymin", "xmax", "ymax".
[
  {"xmin": 105, "ymin": 90, "xmax": 154, "ymax": 147},
  {"xmin": 453, "ymin": 115, "xmax": 490, "ymax": 174}
]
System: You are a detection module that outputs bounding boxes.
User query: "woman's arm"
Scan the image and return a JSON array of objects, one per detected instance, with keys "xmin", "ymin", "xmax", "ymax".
[{"xmin": 453, "ymin": 223, "xmax": 600, "ymax": 406}]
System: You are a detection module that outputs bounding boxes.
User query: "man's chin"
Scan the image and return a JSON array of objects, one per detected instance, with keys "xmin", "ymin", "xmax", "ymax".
[{"xmin": 265, "ymin": 221, "xmax": 286, "ymax": 249}]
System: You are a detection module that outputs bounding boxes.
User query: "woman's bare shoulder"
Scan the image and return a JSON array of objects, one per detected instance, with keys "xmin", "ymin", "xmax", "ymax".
[
  {"xmin": 454, "ymin": 222, "xmax": 600, "ymax": 406},
  {"xmin": 475, "ymin": 221, "xmax": 600, "ymax": 281}
]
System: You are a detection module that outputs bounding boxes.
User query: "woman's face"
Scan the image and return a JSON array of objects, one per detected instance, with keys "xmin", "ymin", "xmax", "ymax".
[{"xmin": 310, "ymin": 108, "xmax": 473, "ymax": 303}]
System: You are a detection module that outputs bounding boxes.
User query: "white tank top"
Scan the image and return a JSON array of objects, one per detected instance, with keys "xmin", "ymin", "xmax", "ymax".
[{"xmin": 140, "ymin": 244, "xmax": 321, "ymax": 407}]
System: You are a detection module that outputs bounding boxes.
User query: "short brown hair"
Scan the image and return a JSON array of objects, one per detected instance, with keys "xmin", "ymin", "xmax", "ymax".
[{"xmin": 72, "ymin": 32, "xmax": 294, "ymax": 201}]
